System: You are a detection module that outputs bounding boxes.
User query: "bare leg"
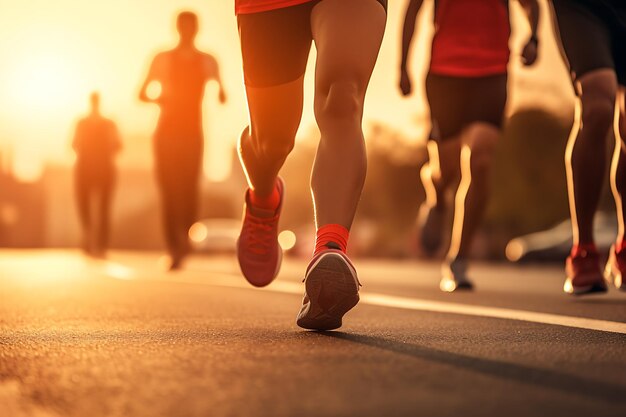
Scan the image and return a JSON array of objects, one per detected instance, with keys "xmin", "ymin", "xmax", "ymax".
[
  {"xmin": 75, "ymin": 175, "xmax": 92, "ymax": 254},
  {"xmin": 310, "ymin": 0, "xmax": 386, "ymax": 229},
  {"xmin": 611, "ymin": 87, "xmax": 626, "ymax": 242},
  {"xmin": 239, "ymin": 77, "xmax": 305, "ymax": 197},
  {"xmin": 447, "ymin": 123, "xmax": 499, "ymax": 261},
  {"xmin": 422, "ymin": 139, "xmax": 462, "ymax": 210},
  {"xmin": 565, "ymin": 69, "xmax": 618, "ymax": 246},
  {"xmin": 97, "ymin": 180, "xmax": 114, "ymax": 255}
]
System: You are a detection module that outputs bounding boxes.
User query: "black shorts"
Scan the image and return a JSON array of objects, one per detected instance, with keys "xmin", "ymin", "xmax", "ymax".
[
  {"xmin": 237, "ymin": 0, "xmax": 387, "ymax": 88},
  {"xmin": 426, "ymin": 73, "xmax": 508, "ymax": 141},
  {"xmin": 552, "ymin": 0, "xmax": 626, "ymax": 85}
]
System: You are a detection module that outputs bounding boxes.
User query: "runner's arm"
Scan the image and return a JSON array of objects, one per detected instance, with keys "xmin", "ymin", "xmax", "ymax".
[
  {"xmin": 72, "ymin": 120, "xmax": 83, "ymax": 153},
  {"xmin": 399, "ymin": 0, "xmax": 424, "ymax": 96},
  {"xmin": 205, "ymin": 55, "xmax": 227, "ymax": 105},
  {"xmin": 138, "ymin": 54, "xmax": 163, "ymax": 103},
  {"xmin": 518, "ymin": 0, "xmax": 540, "ymax": 66}
]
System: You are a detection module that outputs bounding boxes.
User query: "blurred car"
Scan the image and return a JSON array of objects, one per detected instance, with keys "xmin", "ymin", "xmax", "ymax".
[
  {"xmin": 189, "ymin": 218, "xmax": 240, "ymax": 254},
  {"xmin": 189, "ymin": 218, "xmax": 299, "ymax": 255},
  {"xmin": 505, "ymin": 212, "xmax": 617, "ymax": 263}
]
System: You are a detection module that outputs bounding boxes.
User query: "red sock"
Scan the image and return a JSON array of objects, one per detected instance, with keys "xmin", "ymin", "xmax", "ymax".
[
  {"xmin": 571, "ymin": 242, "xmax": 597, "ymax": 257},
  {"xmin": 616, "ymin": 239, "xmax": 626, "ymax": 253},
  {"xmin": 249, "ymin": 181, "xmax": 280, "ymax": 211},
  {"xmin": 314, "ymin": 224, "xmax": 349, "ymax": 256}
]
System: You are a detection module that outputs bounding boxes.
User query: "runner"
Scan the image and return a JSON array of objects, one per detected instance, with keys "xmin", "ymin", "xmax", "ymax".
[
  {"xmin": 139, "ymin": 11, "xmax": 227, "ymax": 270},
  {"xmin": 72, "ymin": 92, "xmax": 121, "ymax": 257},
  {"xmin": 399, "ymin": 0, "xmax": 539, "ymax": 292},
  {"xmin": 551, "ymin": 0, "xmax": 626, "ymax": 294},
  {"xmin": 235, "ymin": 0, "xmax": 387, "ymax": 330}
]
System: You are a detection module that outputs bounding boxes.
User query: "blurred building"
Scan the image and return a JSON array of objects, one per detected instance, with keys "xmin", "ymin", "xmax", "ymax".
[{"xmin": 0, "ymin": 151, "xmax": 46, "ymax": 247}]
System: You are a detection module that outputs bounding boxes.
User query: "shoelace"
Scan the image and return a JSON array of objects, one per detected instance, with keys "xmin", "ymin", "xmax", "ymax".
[{"xmin": 244, "ymin": 215, "xmax": 276, "ymax": 255}]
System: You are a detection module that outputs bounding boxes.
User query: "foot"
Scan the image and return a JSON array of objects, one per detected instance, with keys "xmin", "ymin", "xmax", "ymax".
[
  {"xmin": 237, "ymin": 177, "xmax": 285, "ymax": 287},
  {"xmin": 418, "ymin": 203, "xmax": 445, "ymax": 256},
  {"xmin": 297, "ymin": 250, "xmax": 360, "ymax": 331},
  {"xmin": 168, "ymin": 254, "xmax": 184, "ymax": 271},
  {"xmin": 564, "ymin": 248, "xmax": 607, "ymax": 295},
  {"xmin": 440, "ymin": 258, "xmax": 474, "ymax": 292},
  {"xmin": 604, "ymin": 244, "xmax": 626, "ymax": 291}
]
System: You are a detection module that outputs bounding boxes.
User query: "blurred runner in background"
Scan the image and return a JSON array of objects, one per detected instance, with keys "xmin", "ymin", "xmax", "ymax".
[
  {"xmin": 400, "ymin": 0, "xmax": 539, "ymax": 292},
  {"xmin": 73, "ymin": 92, "xmax": 122, "ymax": 258}
]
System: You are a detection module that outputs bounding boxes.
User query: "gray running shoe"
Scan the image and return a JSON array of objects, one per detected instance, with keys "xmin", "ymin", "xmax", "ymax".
[{"xmin": 440, "ymin": 258, "xmax": 474, "ymax": 292}]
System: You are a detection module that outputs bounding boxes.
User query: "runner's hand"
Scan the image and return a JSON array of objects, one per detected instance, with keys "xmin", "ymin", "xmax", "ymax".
[
  {"xmin": 400, "ymin": 69, "xmax": 412, "ymax": 96},
  {"xmin": 521, "ymin": 37, "xmax": 538, "ymax": 67}
]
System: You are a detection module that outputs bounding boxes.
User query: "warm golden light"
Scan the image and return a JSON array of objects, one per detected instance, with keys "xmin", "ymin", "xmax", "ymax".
[
  {"xmin": 189, "ymin": 222, "xmax": 209, "ymax": 243},
  {"xmin": 7, "ymin": 51, "xmax": 84, "ymax": 112},
  {"xmin": 278, "ymin": 230, "xmax": 297, "ymax": 251}
]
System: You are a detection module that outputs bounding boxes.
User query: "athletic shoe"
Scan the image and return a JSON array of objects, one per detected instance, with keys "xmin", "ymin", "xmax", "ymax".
[
  {"xmin": 236, "ymin": 177, "xmax": 284, "ymax": 287},
  {"xmin": 564, "ymin": 249, "xmax": 607, "ymax": 295},
  {"xmin": 297, "ymin": 250, "xmax": 360, "ymax": 331},
  {"xmin": 604, "ymin": 244, "xmax": 626, "ymax": 291},
  {"xmin": 440, "ymin": 258, "xmax": 474, "ymax": 292},
  {"xmin": 418, "ymin": 203, "xmax": 445, "ymax": 256}
]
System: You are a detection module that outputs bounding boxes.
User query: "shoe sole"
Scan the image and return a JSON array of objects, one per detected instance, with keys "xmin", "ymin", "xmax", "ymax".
[
  {"xmin": 440, "ymin": 276, "xmax": 474, "ymax": 293},
  {"xmin": 297, "ymin": 253, "xmax": 359, "ymax": 331},
  {"xmin": 564, "ymin": 275, "xmax": 608, "ymax": 296}
]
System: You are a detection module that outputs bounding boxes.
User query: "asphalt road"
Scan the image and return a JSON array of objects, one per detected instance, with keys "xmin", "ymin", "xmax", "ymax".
[{"xmin": 1, "ymin": 250, "xmax": 625, "ymax": 417}]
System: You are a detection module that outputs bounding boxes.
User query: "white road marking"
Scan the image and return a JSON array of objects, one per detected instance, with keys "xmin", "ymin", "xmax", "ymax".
[{"xmin": 102, "ymin": 262, "xmax": 626, "ymax": 335}]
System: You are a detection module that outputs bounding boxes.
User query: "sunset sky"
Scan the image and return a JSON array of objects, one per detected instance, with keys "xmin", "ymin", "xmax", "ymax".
[{"xmin": 0, "ymin": 0, "xmax": 574, "ymax": 181}]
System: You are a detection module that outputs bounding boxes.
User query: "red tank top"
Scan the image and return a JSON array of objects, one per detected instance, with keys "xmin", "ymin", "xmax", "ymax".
[
  {"xmin": 430, "ymin": 0, "xmax": 511, "ymax": 77},
  {"xmin": 235, "ymin": 0, "xmax": 315, "ymax": 14}
]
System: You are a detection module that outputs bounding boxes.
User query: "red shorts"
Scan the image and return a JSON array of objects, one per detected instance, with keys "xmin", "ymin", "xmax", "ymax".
[{"xmin": 235, "ymin": 0, "xmax": 315, "ymax": 15}]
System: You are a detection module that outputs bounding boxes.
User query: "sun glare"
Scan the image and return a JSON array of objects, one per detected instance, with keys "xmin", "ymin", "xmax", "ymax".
[{"xmin": 8, "ymin": 52, "xmax": 84, "ymax": 112}]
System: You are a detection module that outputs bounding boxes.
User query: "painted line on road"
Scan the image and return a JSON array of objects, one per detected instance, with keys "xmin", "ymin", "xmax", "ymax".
[{"xmin": 101, "ymin": 261, "xmax": 626, "ymax": 335}]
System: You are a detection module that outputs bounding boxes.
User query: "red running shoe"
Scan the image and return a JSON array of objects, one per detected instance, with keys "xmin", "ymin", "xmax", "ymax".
[
  {"xmin": 564, "ymin": 248, "xmax": 607, "ymax": 295},
  {"xmin": 237, "ymin": 177, "xmax": 284, "ymax": 287},
  {"xmin": 297, "ymin": 250, "xmax": 360, "ymax": 331},
  {"xmin": 604, "ymin": 244, "xmax": 626, "ymax": 291}
]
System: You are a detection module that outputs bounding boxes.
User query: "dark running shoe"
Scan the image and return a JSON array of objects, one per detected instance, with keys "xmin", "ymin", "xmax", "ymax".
[
  {"xmin": 564, "ymin": 248, "xmax": 607, "ymax": 295},
  {"xmin": 440, "ymin": 258, "xmax": 474, "ymax": 292},
  {"xmin": 418, "ymin": 203, "xmax": 445, "ymax": 257}
]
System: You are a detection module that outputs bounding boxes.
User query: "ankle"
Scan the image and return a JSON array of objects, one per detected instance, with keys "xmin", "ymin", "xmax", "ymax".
[
  {"xmin": 249, "ymin": 180, "xmax": 280, "ymax": 211},
  {"xmin": 571, "ymin": 242, "xmax": 598, "ymax": 257},
  {"xmin": 314, "ymin": 224, "xmax": 349, "ymax": 256}
]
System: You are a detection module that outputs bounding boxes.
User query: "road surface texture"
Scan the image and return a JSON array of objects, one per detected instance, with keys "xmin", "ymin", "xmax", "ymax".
[{"xmin": 1, "ymin": 250, "xmax": 625, "ymax": 417}]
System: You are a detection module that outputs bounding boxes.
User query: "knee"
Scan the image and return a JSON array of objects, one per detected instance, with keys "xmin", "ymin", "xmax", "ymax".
[
  {"xmin": 465, "ymin": 126, "xmax": 498, "ymax": 176},
  {"xmin": 316, "ymin": 80, "xmax": 363, "ymax": 125}
]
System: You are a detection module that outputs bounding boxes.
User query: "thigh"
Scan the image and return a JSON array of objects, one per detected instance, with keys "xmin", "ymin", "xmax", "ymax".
[
  {"xmin": 311, "ymin": 0, "xmax": 386, "ymax": 99},
  {"xmin": 467, "ymin": 74, "xmax": 508, "ymax": 130},
  {"xmin": 552, "ymin": 0, "xmax": 615, "ymax": 82},
  {"xmin": 426, "ymin": 74, "xmax": 469, "ymax": 141},
  {"xmin": 238, "ymin": 3, "xmax": 315, "ymax": 88}
]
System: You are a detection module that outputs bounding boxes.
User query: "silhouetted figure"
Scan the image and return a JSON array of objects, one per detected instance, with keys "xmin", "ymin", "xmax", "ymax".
[
  {"xmin": 400, "ymin": 0, "xmax": 539, "ymax": 292},
  {"xmin": 139, "ymin": 11, "xmax": 227, "ymax": 270},
  {"xmin": 72, "ymin": 92, "xmax": 121, "ymax": 257}
]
